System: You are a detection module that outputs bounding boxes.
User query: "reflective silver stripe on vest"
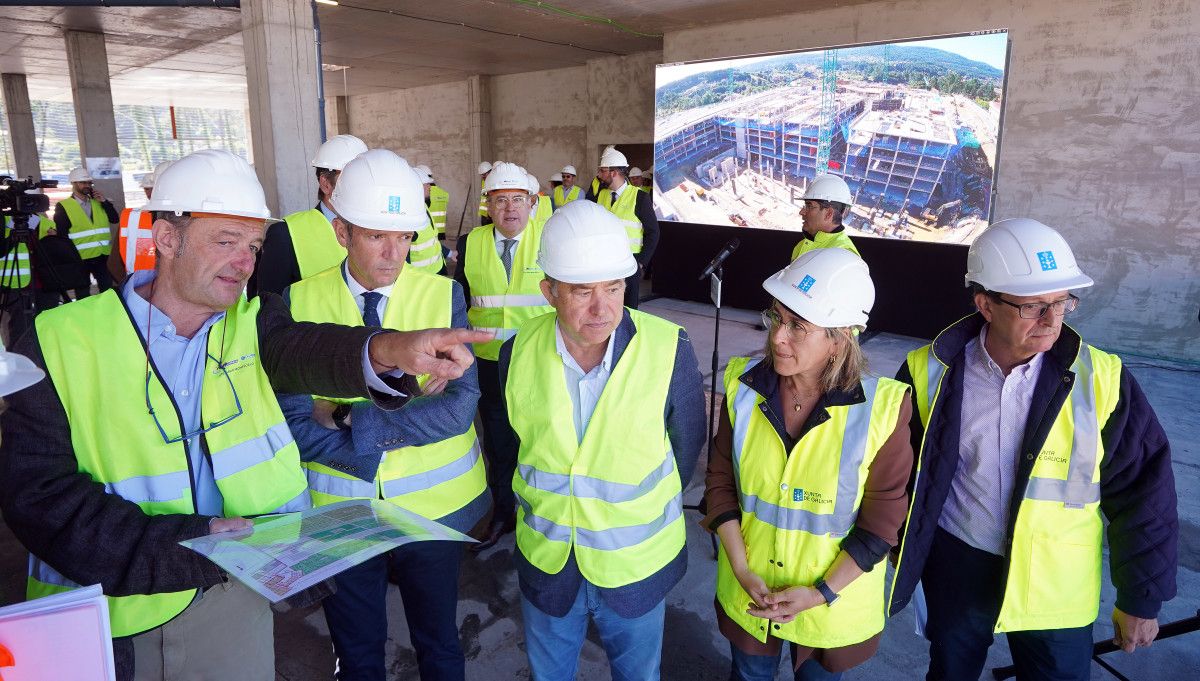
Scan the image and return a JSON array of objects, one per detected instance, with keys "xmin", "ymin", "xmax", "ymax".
[
  {"xmin": 516, "ymin": 492, "xmax": 683, "ymax": 550},
  {"xmin": 308, "ymin": 469, "xmax": 376, "ymax": 498},
  {"xmin": 518, "ymin": 453, "xmax": 675, "ymax": 503},
  {"xmin": 104, "ymin": 470, "xmax": 191, "ymax": 504},
  {"xmin": 470, "ymin": 326, "xmax": 517, "ymax": 341},
  {"xmin": 1024, "ymin": 346, "xmax": 1102, "ymax": 507},
  {"xmin": 410, "ymin": 238, "xmax": 439, "ymax": 253},
  {"xmin": 212, "ymin": 423, "xmax": 296, "ymax": 481},
  {"xmin": 123, "ymin": 210, "xmax": 148, "ymax": 271},
  {"xmin": 29, "ymin": 555, "xmax": 81, "ymax": 588},
  {"xmin": 926, "ymin": 348, "xmax": 947, "ymax": 411},
  {"xmin": 410, "ymin": 254, "xmax": 443, "ymax": 268},
  {"xmin": 469, "ymin": 294, "xmax": 550, "ymax": 308},
  {"xmin": 430, "ymin": 211, "xmax": 447, "ymax": 217},
  {"xmin": 271, "ymin": 488, "xmax": 313, "ymax": 513},
  {"xmin": 69, "ymin": 227, "xmax": 110, "ymax": 241},
  {"xmin": 381, "ymin": 440, "xmax": 482, "ymax": 498},
  {"xmin": 732, "ymin": 374, "xmax": 879, "ymax": 537},
  {"xmin": 728, "ymin": 358, "xmax": 763, "ymax": 480}
]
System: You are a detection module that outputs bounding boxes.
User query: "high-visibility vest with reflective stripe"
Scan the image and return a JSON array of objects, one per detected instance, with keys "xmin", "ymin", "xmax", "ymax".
[
  {"xmin": 790, "ymin": 230, "xmax": 859, "ymax": 262},
  {"xmin": 716, "ymin": 356, "xmax": 907, "ymax": 648},
  {"xmin": 479, "ymin": 180, "xmax": 489, "ymax": 217},
  {"xmin": 288, "ymin": 264, "xmax": 487, "ymax": 518},
  {"xmin": 59, "ymin": 197, "xmax": 112, "ymax": 259},
  {"xmin": 552, "ymin": 185, "xmax": 580, "ymax": 208},
  {"xmin": 285, "ymin": 208, "xmax": 346, "ymax": 280},
  {"xmin": 529, "ymin": 194, "xmax": 552, "ymax": 231},
  {"xmin": 408, "ymin": 212, "xmax": 445, "ymax": 274},
  {"xmin": 590, "ymin": 176, "xmax": 600, "ymax": 196},
  {"xmin": 429, "ymin": 185, "xmax": 449, "ymax": 237},
  {"xmin": 507, "ymin": 310, "xmax": 685, "ymax": 588},
  {"xmin": 117, "ymin": 208, "xmax": 156, "ymax": 274},
  {"xmin": 30, "ymin": 290, "xmax": 310, "ymax": 637},
  {"xmin": 892, "ymin": 340, "xmax": 1121, "ymax": 633},
  {"xmin": 601, "ymin": 186, "xmax": 643, "ymax": 254},
  {"xmin": 1, "ymin": 215, "xmax": 43, "ymax": 288},
  {"xmin": 463, "ymin": 223, "xmax": 552, "ymax": 360}
]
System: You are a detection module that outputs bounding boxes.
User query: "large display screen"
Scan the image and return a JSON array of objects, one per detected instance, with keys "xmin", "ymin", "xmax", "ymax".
[{"xmin": 653, "ymin": 31, "xmax": 1010, "ymax": 244}]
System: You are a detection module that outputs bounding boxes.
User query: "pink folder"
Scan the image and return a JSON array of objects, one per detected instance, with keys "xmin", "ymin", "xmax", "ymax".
[{"xmin": 0, "ymin": 584, "xmax": 115, "ymax": 681}]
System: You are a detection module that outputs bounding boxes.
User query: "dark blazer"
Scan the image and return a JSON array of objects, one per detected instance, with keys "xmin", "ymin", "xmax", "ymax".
[
  {"xmin": 583, "ymin": 185, "xmax": 660, "ymax": 266},
  {"xmin": 889, "ymin": 313, "xmax": 1177, "ymax": 620},
  {"xmin": 247, "ymin": 210, "xmax": 306, "ymax": 299},
  {"xmin": 52, "ymin": 197, "xmax": 120, "ymax": 234},
  {"xmin": 495, "ymin": 308, "xmax": 706, "ymax": 619}
]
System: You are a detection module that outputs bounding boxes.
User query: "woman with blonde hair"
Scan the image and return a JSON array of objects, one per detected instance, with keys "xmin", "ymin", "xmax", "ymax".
[{"xmin": 704, "ymin": 248, "xmax": 914, "ymax": 680}]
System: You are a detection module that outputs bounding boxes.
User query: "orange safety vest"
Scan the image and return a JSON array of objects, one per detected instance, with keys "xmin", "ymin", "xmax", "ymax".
[{"xmin": 117, "ymin": 208, "xmax": 156, "ymax": 274}]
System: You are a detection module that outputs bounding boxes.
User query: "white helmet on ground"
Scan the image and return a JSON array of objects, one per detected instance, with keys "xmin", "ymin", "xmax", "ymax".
[
  {"xmin": 145, "ymin": 149, "xmax": 272, "ymax": 220},
  {"xmin": 68, "ymin": 167, "xmax": 92, "ymax": 183},
  {"xmin": 966, "ymin": 218, "xmax": 1093, "ymax": 296},
  {"xmin": 330, "ymin": 149, "xmax": 428, "ymax": 232},
  {"xmin": 599, "ymin": 147, "xmax": 628, "ymax": 168},
  {"xmin": 478, "ymin": 161, "xmax": 493, "ymax": 175},
  {"xmin": 763, "ymin": 248, "xmax": 875, "ymax": 329},
  {"xmin": 483, "ymin": 162, "xmax": 530, "ymax": 194},
  {"xmin": 538, "ymin": 200, "xmax": 637, "ymax": 284},
  {"xmin": 802, "ymin": 174, "xmax": 853, "ymax": 205},
  {"xmin": 311, "ymin": 134, "xmax": 368, "ymax": 171}
]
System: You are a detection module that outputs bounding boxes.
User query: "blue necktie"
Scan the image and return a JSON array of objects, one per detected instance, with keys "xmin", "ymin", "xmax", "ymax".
[{"xmin": 362, "ymin": 291, "xmax": 383, "ymax": 327}]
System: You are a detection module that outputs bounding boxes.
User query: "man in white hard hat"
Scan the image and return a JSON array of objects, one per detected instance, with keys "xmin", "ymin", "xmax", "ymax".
[
  {"xmin": 585, "ymin": 146, "xmax": 616, "ymax": 201},
  {"xmin": 420, "ymin": 163, "xmax": 452, "ymax": 242},
  {"xmin": 492, "ymin": 199, "xmax": 704, "ymax": 680},
  {"xmin": 282, "ymin": 150, "xmax": 486, "ymax": 681},
  {"xmin": 406, "ymin": 163, "xmax": 447, "ymax": 276},
  {"xmin": 526, "ymin": 171, "xmax": 552, "ymax": 231},
  {"xmin": 588, "ymin": 146, "xmax": 659, "ymax": 310},
  {"xmin": 552, "ymin": 165, "xmax": 581, "ymax": 209},
  {"xmin": 454, "ymin": 161, "xmax": 553, "ymax": 550},
  {"xmin": 52, "ymin": 166, "xmax": 119, "ymax": 299},
  {"xmin": 109, "ymin": 160, "xmax": 176, "ymax": 284},
  {"xmin": 0, "ymin": 148, "xmax": 488, "ymax": 681},
  {"xmin": 790, "ymin": 174, "xmax": 860, "ymax": 263},
  {"xmin": 478, "ymin": 160, "xmax": 494, "ymax": 226},
  {"xmin": 628, "ymin": 167, "xmax": 644, "ymax": 190},
  {"xmin": 889, "ymin": 219, "xmax": 1177, "ymax": 680},
  {"xmin": 249, "ymin": 133, "xmax": 368, "ymax": 297}
]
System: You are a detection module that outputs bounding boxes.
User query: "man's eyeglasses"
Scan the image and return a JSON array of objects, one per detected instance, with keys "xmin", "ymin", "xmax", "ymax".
[
  {"xmin": 488, "ymin": 195, "xmax": 529, "ymax": 208},
  {"xmin": 145, "ymin": 352, "xmax": 243, "ymax": 444},
  {"xmin": 761, "ymin": 309, "xmax": 810, "ymax": 340},
  {"xmin": 992, "ymin": 294, "xmax": 1080, "ymax": 320}
]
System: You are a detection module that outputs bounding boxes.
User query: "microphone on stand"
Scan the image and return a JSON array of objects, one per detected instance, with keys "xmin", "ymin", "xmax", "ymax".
[{"xmin": 698, "ymin": 238, "xmax": 740, "ymax": 280}]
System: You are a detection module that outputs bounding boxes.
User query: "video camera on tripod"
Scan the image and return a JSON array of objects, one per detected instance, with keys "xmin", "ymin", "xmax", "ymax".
[
  {"xmin": 0, "ymin": 175, "xmax": 60, "ymax": 338},
  {"xmin": 0, "ymin": 175, "xmax": 55, "ymax": 218}
]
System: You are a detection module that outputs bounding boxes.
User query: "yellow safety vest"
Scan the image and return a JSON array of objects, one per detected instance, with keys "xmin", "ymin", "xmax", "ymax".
[
  {"xmin": 507, "ymin": 310, "xmax": 685, "ymax": 587},
  {"xmin": 552, "ymin": 185, "xmax": 580, "ymax": 208},
  {"xmin": 601, "ymin": 186, "xmax": 643, "ymax": 254},
  {"xmin": 408, "ymin": 211, "xmax": 445, "ymax": 275},
  {"xmin": 463, "ymin": 223, "xmax": 552, "ymax": 360},
  {"xmin": 790, "ymin": 230, "xmax": 859, "ymax": 262},
  {"xmin": 529, "ymin": 194, "xmax": 553, "ymax": 231},
  {"xmin": 59, "ymin": 197, "xmax": 112, "ymax": 259},
  {"xmin": 30, "ymin": 290, "xmax": 310, "ymax": 637},
  {"xmin": 1, "ymin": 215, "xmax": 45, "ymax": 288},
  {"xmin": 479, "ymin": 179, "xmax": 490, "ymax": 218},
  {"xmin": 716, "ymin": 356, "xmax": 907, "ymax": 648},
  {"xmin": 892, "ymin": 339, "xmax": 1121, "ymax": 633},
  {"xmin": 285, "ymin": 208, "xmax": 346, "ymax": 280},
  {"xmin": 590, "ymin": 176, "xmax": 600, "ymax": 197},
  {"xmin": 288, "ymin": 265, "xmax": 487, "ymax": 519},
  {"xmin": 429, "ymin": 185, "xmax": 450, "ymax": 238}
]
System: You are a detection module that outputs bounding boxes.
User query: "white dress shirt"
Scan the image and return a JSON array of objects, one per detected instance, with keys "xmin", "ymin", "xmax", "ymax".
[{"xmin": 554, "ymin": 322, "xmax": 616, "ymax": 443}]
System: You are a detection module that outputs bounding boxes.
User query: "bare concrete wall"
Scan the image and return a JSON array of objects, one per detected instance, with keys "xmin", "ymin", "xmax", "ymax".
[
  {"xmin": 586, "ymin": 51, "xmax": 661, "ymax": 174},
  {"xmin": 664, "ymin": 0, "xmax": 1200, "ymax": 361},
  {"xmin": 348, "ymin": 81, "xmax": 474, "ymax": 239},
  {"xmin": 491, "ymin": 65, "xmax": 589, "ymax": 192}
]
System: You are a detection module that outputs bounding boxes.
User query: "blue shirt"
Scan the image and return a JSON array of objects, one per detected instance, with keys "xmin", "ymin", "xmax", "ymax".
[{"xmin": 553, "ymin": 323, "xmax": 616, "ymax": 443}]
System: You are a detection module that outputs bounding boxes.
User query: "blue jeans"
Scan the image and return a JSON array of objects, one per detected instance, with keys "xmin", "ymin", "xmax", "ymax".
[
  {"xmin": 322, "ymin": 540, "xmax": 465, "ymax": 681},
  {"xmin": 924, "ymin": 528, "xmax": 1093, "ymax": 681},
  {"xmin": 521, "ymin": 582, "xmax": 665, "ymax": 681},
  {"xmin": 728, "ymin": 644, "xmax": 843, "ymax": 681}
]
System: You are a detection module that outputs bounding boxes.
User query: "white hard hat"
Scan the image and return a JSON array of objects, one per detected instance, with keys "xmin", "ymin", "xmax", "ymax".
[
  {"xmin": 0, "ymin": 348, "xmax": 45, "ymax": 397},
  {"xmin": 413, "ymin": 164, "xmax": 434, "ymax": 183},
  {"xmin": 142, "ymin": 160, "xmax": 173, "ymax": 188},
  {"xmin": 966, "ymin": 218, "xmax": 1094, "ymax": 296},
  {"xmin": 330, "ymin": 149, "xmax": 427, "ymax": 232},
  {"xmin": 483, "ymin": 162, "xmax": 530, "ymax": 194},
  {"xmin": 538, "ymin": 200, "xmax": 637, "ymax": 284},
  {"xmin": 478, "ymin": 161, "xmax": 493, "ymax": 175},
  {"xmin": 550, "ymin": 172, "xmax": 563, "ymax": 182},
  {"xmin": 763, "ymin": 248, "xmax": 875, "ymax": 329},
  {"xmin": 68, "ymin": 167, "xmax": 92, "ymax": 183},
  {"xmin": 561, "ymin": 165, "xmax": 577, "ymax": 176},
  {"xmin": 145, "ymin": 149, "xmax": 272, "ymax": 220},
  {"xmin": 525, "ymin": 172, "xmax": 541, "ymax": 195},
  {"xmin": 629, "ymin": 167, "xmax": 643, "ymax": 178},
  {"xmin": 311, "ymin": 134, "xmax": 368, "ymax": 171},
  {"xmin": 599, "ymin": 147, "xmax": 628, "ymax": 168},
  {"xmin": 802, "ymin": 174, "xmax": 853, "ymax": 205}
]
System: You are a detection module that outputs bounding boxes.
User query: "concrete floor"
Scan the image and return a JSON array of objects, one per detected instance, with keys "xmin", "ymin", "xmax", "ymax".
[{"xmin": 1, "ymin": 297, "xmax": 1196, "ymax": 680}]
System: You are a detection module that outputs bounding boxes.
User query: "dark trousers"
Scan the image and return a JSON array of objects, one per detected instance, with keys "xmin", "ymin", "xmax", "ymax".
[
  {"xmin": 924, "ymin": 528, "xmax": 1094, "ymax": 681},
  {"xmin": 322, "ymin": 541, "xmax": 466, "ymax": 681},
  {"xmin": 74, "ymin": 254, "xmax": 113, "ymax": 299},
  {"xmin": 475, "ymin": 357, "xmax": 518, "ymax": 520}
]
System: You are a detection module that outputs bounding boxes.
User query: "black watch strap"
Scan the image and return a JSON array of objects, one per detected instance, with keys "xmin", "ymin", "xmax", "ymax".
[
  {"xmin": 814, "ymin": 579, "xmax": 839, "ymax": 606},
  {"xmin": 332, "ymin": 403, "xmax": 352, "ymax": 430}
]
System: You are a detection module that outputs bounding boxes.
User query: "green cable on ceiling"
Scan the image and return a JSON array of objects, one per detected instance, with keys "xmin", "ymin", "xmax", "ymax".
[{"xmin": 511, "ymin": 0, "xmax": 663, "ymax": 39}]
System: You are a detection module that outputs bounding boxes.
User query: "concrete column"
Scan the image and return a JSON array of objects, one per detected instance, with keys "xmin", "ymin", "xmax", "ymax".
[
  {"xmin": 64, "ymin": 30, "xmax": 123, "ymax": 210},
  {"xmin": 241, "ymin": 0, "xmax": 321, "ymax": 217},
  {"xmin": 466, "ymin": 75, "xmax": 493, "ymax": 227},
  {"xmin": 1, "ymin": 74, "xmax": 42, "ymax": 181},
  {"xmin": 326, "ymin": 95, "xmax": 350, "ymax": 137}
]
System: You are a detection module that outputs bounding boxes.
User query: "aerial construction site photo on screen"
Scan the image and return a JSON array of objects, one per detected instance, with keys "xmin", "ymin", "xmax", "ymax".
[{"xmin": 653, "ymin": 30, "xmax": 1009, "ymax": 244}]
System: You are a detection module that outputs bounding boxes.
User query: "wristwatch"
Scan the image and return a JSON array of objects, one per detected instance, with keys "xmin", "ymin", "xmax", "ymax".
[
  {"xmin": 814, "ymin": 579, "xmax": 840, "ymax": 607},
  {"xmin": 332, "ymin": 403, "xmax": 352, "ymax": 430}
]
